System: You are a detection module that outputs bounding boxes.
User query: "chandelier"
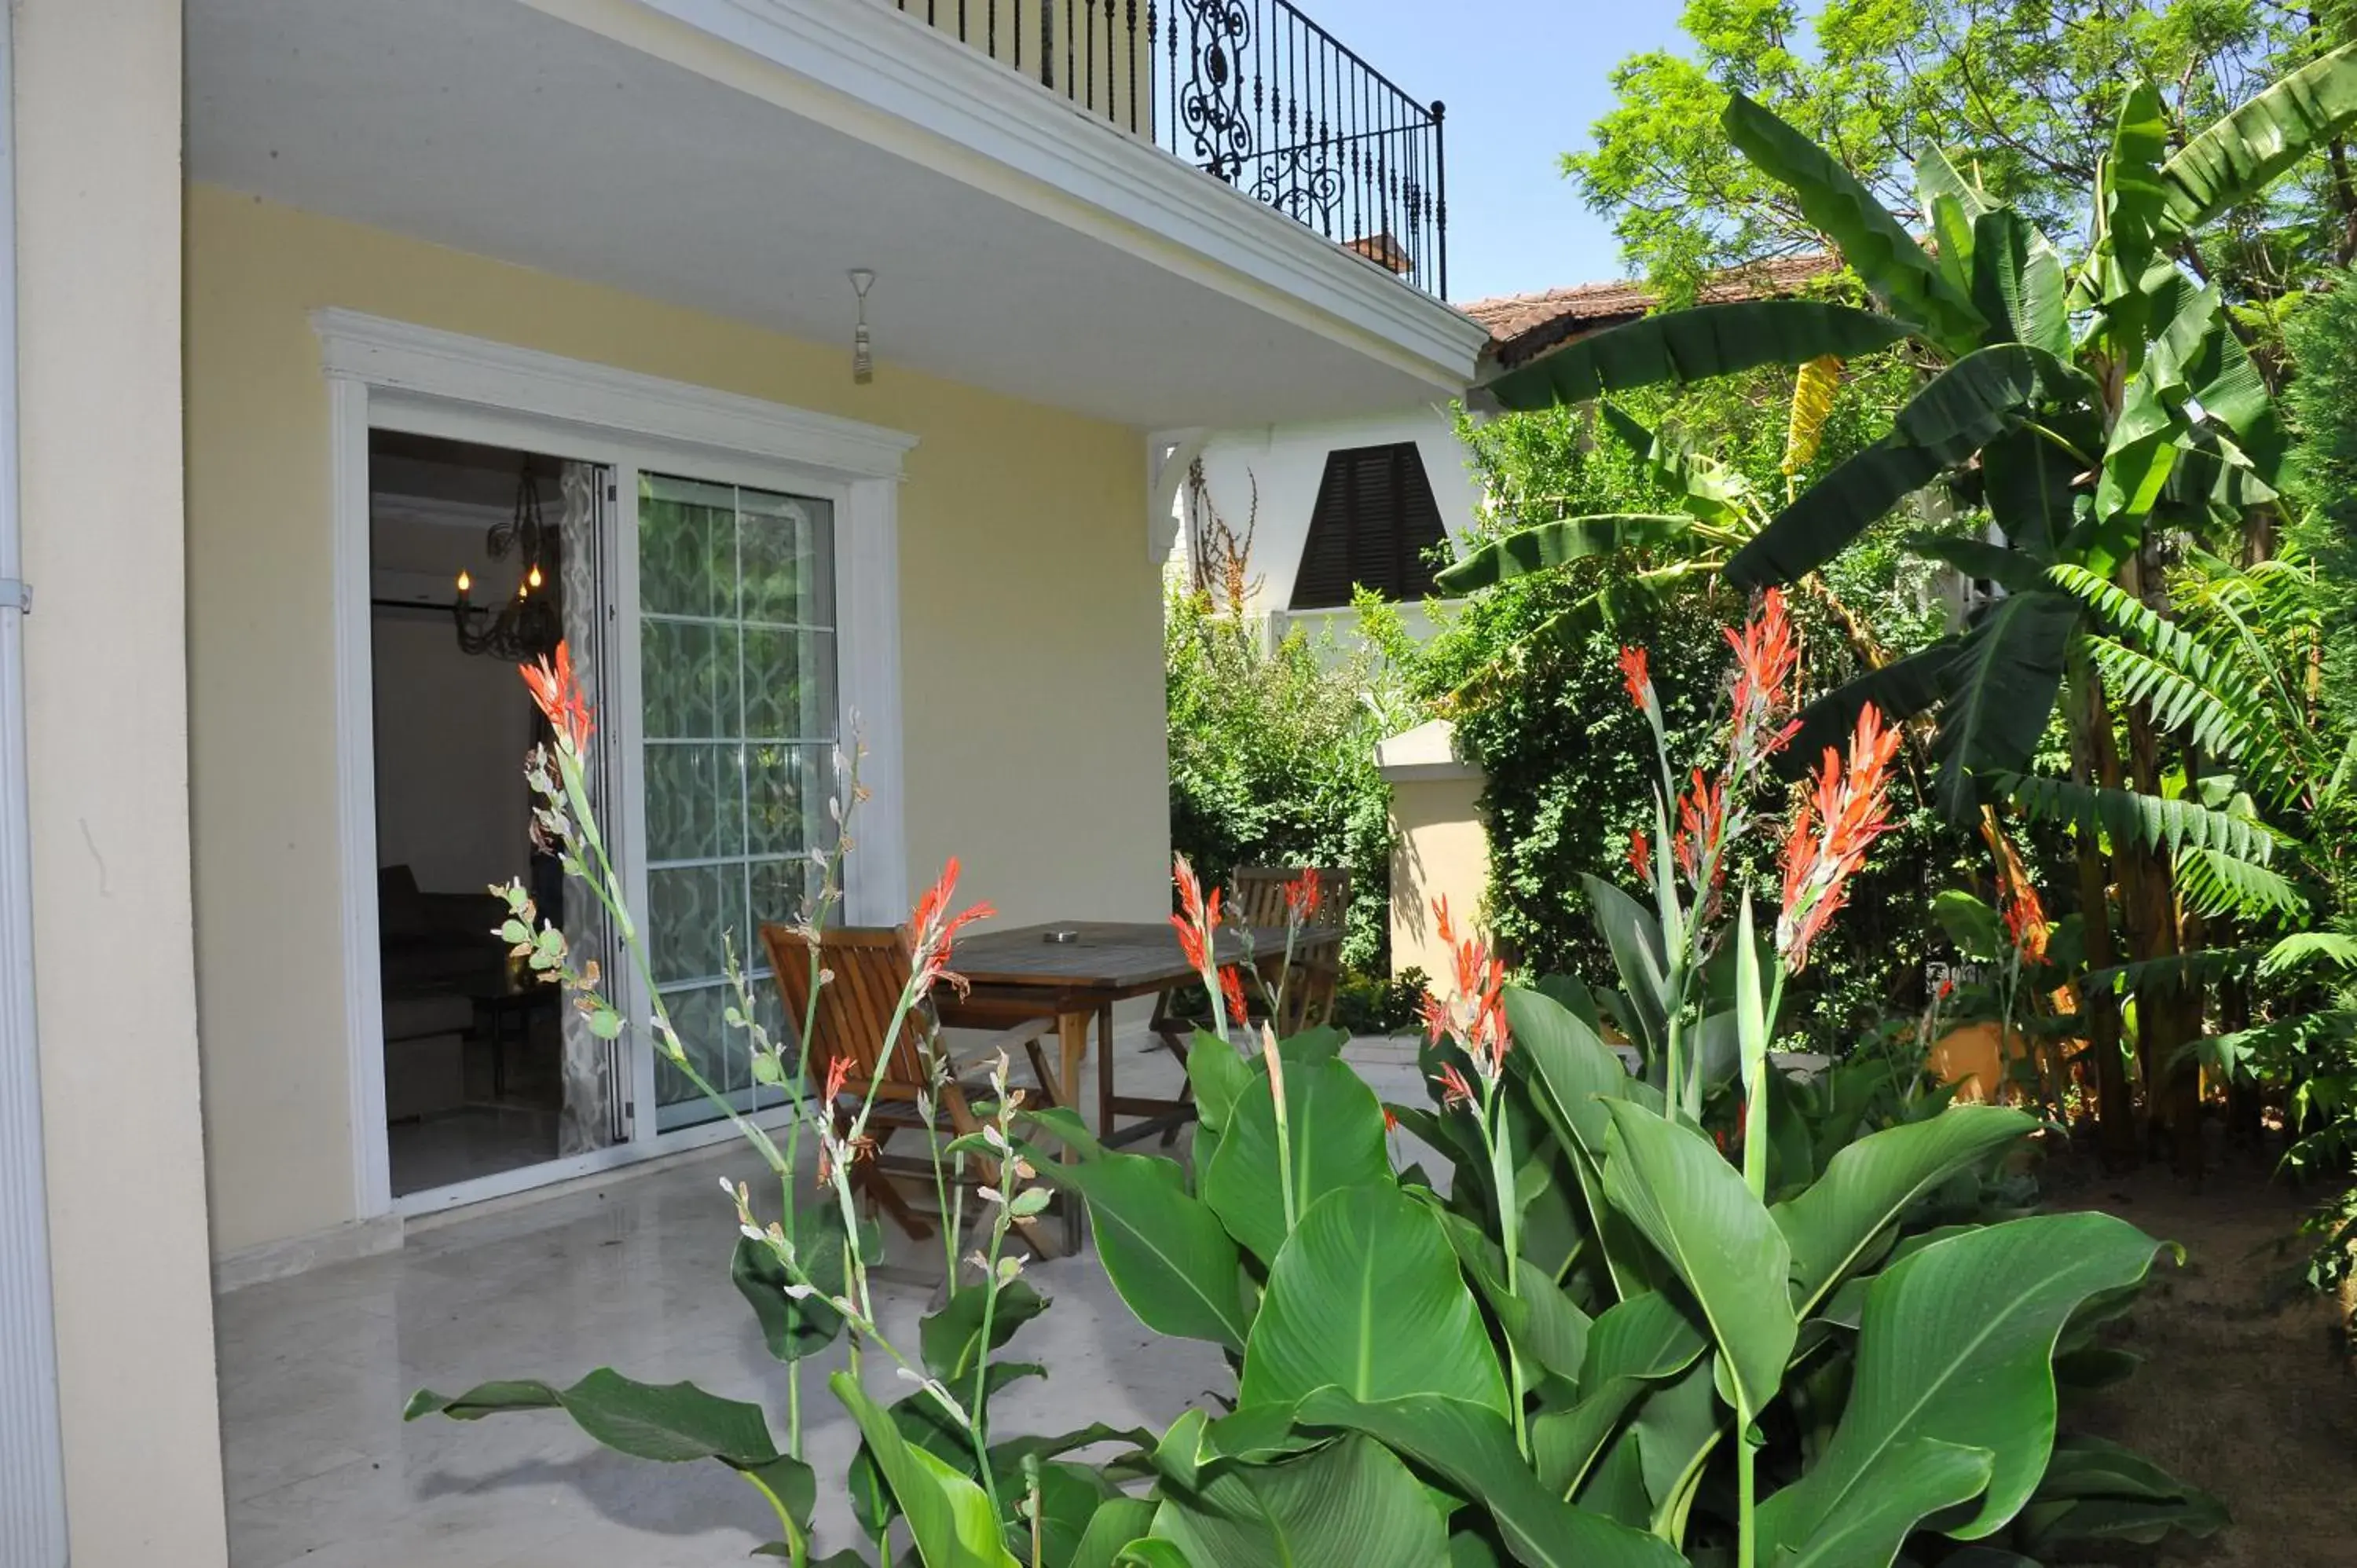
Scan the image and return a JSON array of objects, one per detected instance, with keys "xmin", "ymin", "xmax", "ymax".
[{"xmin": 453, "ymin": 466, "xmax": 561, "ymax": 660}]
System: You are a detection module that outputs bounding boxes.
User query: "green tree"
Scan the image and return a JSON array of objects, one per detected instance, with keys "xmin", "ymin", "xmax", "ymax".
[{"xmin": 1567, "ymin": 0, "xmax": 2347, "ymax": 298}]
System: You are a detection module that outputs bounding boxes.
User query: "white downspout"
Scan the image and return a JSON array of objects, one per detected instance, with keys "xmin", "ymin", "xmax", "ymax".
[{"xmin": 0, "ymin": 5, "xmax": 70, "ymax": 1561}]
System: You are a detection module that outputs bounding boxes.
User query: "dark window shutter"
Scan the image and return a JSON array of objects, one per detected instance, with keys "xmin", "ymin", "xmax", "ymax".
[{"xmin": 1288, "ymin": 443, "xmax": 1447, "ymax": 609}]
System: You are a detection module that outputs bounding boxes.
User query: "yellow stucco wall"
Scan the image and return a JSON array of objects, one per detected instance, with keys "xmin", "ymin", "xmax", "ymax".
[
  {"xmin": 186, "ymin": 185, "xmax": 1170, "ymax": 1256},
  {"xmin": 1387, "ymin": 773, "xmax": 1489, "ymax": 983},
  {"xmin": 21, "ymin": 4, "xmax": 229, "ymax": 1560}
]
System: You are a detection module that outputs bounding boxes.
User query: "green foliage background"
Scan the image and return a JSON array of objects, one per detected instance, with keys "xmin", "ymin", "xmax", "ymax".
[
  {"xmin": 1417, "ymin": 352, "xmax": 1988, "ymax": 1046},
  {"xmin": 1164, "ymin": 588, "xmax": 1415, "ymax": 972}
]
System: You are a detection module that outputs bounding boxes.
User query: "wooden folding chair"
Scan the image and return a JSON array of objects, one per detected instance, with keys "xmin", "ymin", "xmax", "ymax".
[
  {"xmin": 1146, "ymin": 865, "xmax": 1351, "ymax": 1055},
  {"xmin": 761, "ymin": 925, "xmax": 1069, "ymax": 1258}
]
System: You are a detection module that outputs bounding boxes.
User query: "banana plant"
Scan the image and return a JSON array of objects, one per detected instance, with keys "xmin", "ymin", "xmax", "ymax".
[{"xmin": 1446, "ymin": 46, "xmax": 2357, "ymax": 1159}]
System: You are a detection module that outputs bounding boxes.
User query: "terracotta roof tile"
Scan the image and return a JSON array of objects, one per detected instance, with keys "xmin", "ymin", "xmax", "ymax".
[{"xmin": 1464, "ymin": 254, "xmax": 1839, "ymax": 368}]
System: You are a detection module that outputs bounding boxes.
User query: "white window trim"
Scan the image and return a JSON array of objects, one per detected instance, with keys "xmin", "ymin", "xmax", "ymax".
[{"xmin": 317, "ymin": 309, "xmax": 913, "ymax": 1223}]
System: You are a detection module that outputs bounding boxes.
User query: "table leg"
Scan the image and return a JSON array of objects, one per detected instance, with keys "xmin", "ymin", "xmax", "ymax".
[
  {"xmin": 1057, "ymin": 1008, "xmax": 1091, "ymax": 1254},
  {"xmin": 1097, "ymin": 1002, "xmax": 1117, "ymax": 1143}
]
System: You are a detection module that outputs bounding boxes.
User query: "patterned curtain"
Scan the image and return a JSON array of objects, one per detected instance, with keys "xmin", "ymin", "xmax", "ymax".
[{"xmin": 555, "ymin": 461, "xmax": 616, "ymax": 1156}]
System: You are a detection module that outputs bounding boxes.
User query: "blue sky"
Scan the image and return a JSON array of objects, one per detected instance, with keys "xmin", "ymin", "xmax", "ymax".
[{"xmin": 1322, "ymin": 0, "xmax": 1693, "ymax": 303}]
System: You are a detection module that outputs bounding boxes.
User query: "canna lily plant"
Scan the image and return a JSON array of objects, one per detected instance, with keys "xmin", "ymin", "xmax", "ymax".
[{"xmin": 402, "ymin": 625, "xmax": 2222, "ymax": 1566}]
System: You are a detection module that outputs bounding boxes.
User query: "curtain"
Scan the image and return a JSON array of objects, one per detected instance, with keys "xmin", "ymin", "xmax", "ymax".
[{"xmin": 555, "ymin": 461, "xmax": 617, "ymax": 1156}]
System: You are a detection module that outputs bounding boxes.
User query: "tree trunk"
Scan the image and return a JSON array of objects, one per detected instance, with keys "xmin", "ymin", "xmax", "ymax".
[{"xmin": 2066, "ymin": 650, "xmax": 2138, "ymax": 1167}]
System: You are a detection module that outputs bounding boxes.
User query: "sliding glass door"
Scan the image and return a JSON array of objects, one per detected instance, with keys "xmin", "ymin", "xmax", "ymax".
[{"xmin": 635, "ymin": 472, "xmax": 840, "ymax": 1130}]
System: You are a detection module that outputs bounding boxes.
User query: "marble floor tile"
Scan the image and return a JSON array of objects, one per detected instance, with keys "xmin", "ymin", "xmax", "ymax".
[{"xmin": 214, "ymin": 1031, "xmax": 1417, "ymax": 1566}]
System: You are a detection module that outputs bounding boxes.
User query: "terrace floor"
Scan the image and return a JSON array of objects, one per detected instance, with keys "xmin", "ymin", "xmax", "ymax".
[{"xmin": 215, "ymin": 1031, "xmax": 1425, "ymax": 1566}]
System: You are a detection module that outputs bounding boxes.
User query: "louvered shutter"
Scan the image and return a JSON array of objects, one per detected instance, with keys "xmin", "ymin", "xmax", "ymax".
[{"xmin": 1288, "ymin": 443, "xmax": 1447, "ymax": 609}]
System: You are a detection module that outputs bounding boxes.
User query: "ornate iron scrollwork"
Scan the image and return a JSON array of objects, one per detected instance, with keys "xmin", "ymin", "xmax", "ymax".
[{"xmin": 1176, "ymin": 0, "xmax": 1252, "ymax": 179}]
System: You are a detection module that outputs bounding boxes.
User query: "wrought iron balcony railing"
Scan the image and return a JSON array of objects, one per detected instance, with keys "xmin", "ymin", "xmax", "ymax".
[{"xmin": 892, "ymin": 0, "xmax": 1448, "ymax": 298}]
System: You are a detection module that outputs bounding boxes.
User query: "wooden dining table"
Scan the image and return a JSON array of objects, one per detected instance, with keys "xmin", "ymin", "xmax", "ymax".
[{"xmin": 953, "ymin": 919, "xmax": 1340, "ymax": 1244}]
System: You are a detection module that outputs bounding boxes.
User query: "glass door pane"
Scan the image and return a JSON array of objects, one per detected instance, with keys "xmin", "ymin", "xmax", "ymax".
[{"xmin": 637, "ymin": 472, "xmax": 838, "ymax": 1130}]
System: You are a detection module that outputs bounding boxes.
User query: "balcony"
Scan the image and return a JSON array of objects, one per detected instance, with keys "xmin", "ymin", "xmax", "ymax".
[{"xmin": 890, "ymin": 0, "xmax": 1450, "ymax": 297}]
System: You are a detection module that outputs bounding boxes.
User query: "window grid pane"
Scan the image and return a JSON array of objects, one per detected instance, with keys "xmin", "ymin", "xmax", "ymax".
[{"xmin": 640, "ymin": 474, "xmax": 836, "ymax": 1127}]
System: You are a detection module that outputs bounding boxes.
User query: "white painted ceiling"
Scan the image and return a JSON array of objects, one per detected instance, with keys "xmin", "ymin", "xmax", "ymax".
[{"xmin": 186, "ymin": 0, "xmax": 1461, "ymax": 428}]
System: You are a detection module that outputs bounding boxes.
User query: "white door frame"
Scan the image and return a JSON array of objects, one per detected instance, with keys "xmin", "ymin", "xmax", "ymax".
[{"xmin": 317, "ymin": 310, "xmax": 915, "ymax": 1222}]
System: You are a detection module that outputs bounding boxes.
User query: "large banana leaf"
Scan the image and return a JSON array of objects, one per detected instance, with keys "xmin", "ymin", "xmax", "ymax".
[
  {"xmin": 1927, "ymin": 590, "xmax": 2079, "ymax": 822},
  {"xmin": 2101, "ymin": 80, "xmax": 2173, "ymax": 292},
  {"xmin": 1776, "ymin": 636, "xmax": 1968, "ymax": 779},
  {"xmin": 1727, "ymin": 344, "xmax": 2051, "ymax": 588},
  {"xmin": 1043, "ymin": 1152, "xmax": 1251, "ymax": 1351},
  {"xmin": 1969, "ymin": 209, "xmax": 2068, "ymax": 356},
  {"xmin": 1599, "ymin": 1102, "xmax": 1798, "ymax": 1417},
  {"xmin": 1240, "ymin": 1182, "xmax": 1509, "ymax": 1414},
  {"xmin": 1151, "ymin": 1431, "xmax": 1449, "ymax": 1568},
  {"xmin": 2157, "ymin": 39, "xmax": 2357, "ymax": 237},
  {"xmin": 1478, "ymin": 300, "xmax": 1915, "ymax": 411},
  {"xmin": 1202, "ymin": 1056, "xmax": 1392, "ymax": 1266},
  {"xmin": 1721, "ymin": 92, "xmax": 1985, "ymax": 350},
  {"xmin": 1754, "ymin": 1211, "xmax": 2167, "ymax": 1553},
  {"xmin": 1771, "ymin": 1106, "xmax": 2036, "ymax": 1316},
  {"xmin": 1294, "ymin": 1392, "xmax": 1688, "ymax": 1568},
  {"xmin": 1435, "ymin": 515, "xmax": 1697, "ymax": 595},
  {"xmin": 1979, "ymin": 425, "xmax": 2087, "ymax": 560},
  {"xmin": 1598, "ymin": 401, "xmax": 1756, "ymax": 526}
]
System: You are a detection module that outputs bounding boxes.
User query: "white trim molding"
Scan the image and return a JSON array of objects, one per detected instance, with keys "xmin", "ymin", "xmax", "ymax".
[
  {"xmin": 1376, "ymin": 718, "xmax": 1481, "ymax": 785},
  {"xmin": 314, "ymin": 309, "xmax": 918, "ymax": 481},
  {"xmin": 520, "ymin": 0, "xmax": 1488, "ymax": 390},
  {"xmin": 317, "ymin": 310, "xmax": 914, "ymax": 1226}
]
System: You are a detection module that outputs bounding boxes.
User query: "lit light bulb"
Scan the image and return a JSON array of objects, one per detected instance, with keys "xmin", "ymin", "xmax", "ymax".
[
  {"xmin": 528, "ymin": 563, "xmax": 543, "ymax": 589},
  {"xmin": 456, "ymin": 570, "xmax": 472, "ymax": 595}
]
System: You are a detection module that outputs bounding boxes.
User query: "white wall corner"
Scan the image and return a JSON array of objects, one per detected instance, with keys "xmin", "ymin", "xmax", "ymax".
[{"xmin": 1376, "ymin": 718, "xmax": 1479, "ymax": 783}]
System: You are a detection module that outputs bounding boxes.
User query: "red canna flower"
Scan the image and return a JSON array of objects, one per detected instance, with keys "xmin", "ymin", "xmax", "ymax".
[
  {"xmin": 1724, "ymin": 588, "xmax": 1799, "ymax": 757},
  {"xmin": 519, "ymin": 641, "xmax": 595, "ymax": 753},
  {"xmin": 1434, "ymin": 1060, "xmax": 1477, "ymax": 1112},
  {"xmin": 1418, "ymin": 988, "xmax": 1450, "ymax": 1047},
  {"xmin": 1384, "ymin": 1105, "xmax": 1401, "ymax": 1134},
  {"xmin": 823, "ymin": 1055, "xmax": 850, "ymax": 1104},
  {"xmin": 1219, "ymin": 965, "xmax": 1250, "ymax": 1030},
  {"xmin": 1996, "ymin": 856, "xmax": 2050, "ymax": 963},
  {"xmin": 1673, "ymin": 768, "xmax": 1728, "ymax": 889},
  {"xmin": 1618, "ymin": 645, "xmax": 1655, "ymax": 714},
  {"xmin": 1778, "ymin": 703, "xmax": 1903, "ymax": 973},
  {"xmin": 909, "ymin": 857, "xmax": 995, "ymax": 998},
  {"xmin": 1428, "ymin": 895, "xmax": 1512, "ymax": 1079},
  {"xmin": 1169, "ymin": 854, "xmax": 1221, "ymax": 974},
  {"xmin": 1626, "ymin": 828, "xmax": 1652, "ymax": 887},
  {"xmin": 1283, "ymin": 866, "xmax": 1323, "ymax": 925}
]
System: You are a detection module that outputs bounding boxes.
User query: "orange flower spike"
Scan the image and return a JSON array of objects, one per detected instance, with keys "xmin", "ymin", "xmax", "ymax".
[
  {"xmin": 1169, "ymin": 855, "xmax": 1213, "ymax": 973},
  {"xmin": 1434, "ymin": 1060, "xmax": 1477, "ymax": 1112},
  {"xmin": 1627, "ymin": 828, "xmax": 1651, "ymax": 886},
  {"xmin": 1725, "ymin": 588, "xmax": 1798, "ymax": 727},
  {"xmin": 1418, "ymin": 990, "xmax": 1450, "ymax": 1047},
  {"xmin": 909, "ymin": 856, "xmax": 995, "ymax": 996},
  {"xmin": 1618, "ymin": 645, "xmax": 1655, "ymax": 713},
  {"xmin": 519, "ymin": 641, "xmax": 596, "ymax": 753},
  {"xmin": 823, "ymin": 1055, "xmax": 850, "ymax": 1105},
  {"xmin": 1284, "ymin": 866, "xmax": 1322, "ymax": 924},
  {"xmin": 1777, "ymin": 703, "xmax": 1902, "ymax": 972},
  {"xmin": 1431, "ymin": 892, "xmax": 1457, "ymax": 949},
  {"xmin": 1219, "ymin": 965, "xmax": 1249, "ymax": 1030}
]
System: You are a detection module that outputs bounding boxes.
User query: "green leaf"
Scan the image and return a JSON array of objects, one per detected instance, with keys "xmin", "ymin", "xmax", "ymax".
[
  {"xmin": 920, "ymin": 1279, "xmax": 1048, "ymax": 1384},
  {"xmin": 405, "ymin": 1379, "xmax": 561, "ymax": 1421},
  {"xmin": 1151, "ymin": 1432, "xmax": 1449, "ymax": 1568},
  {"xmin": 1203, "ymin": 1057, "xmax": 1393, "ymax": 1266},
  {"xmin": 1187, "ymin": 1033, "xmax": 1254, "ymax": 1134},
  {"xmin": 1728, "ymin": 345, "xmax": 2051, "ymax": 588},
  {"xmin": 849, "ymin": 1362, "xmax": 1044, "ymax": 1540},
  {"xmin": 1045, "ymin": 1152, "xmax": 1250, "ymax": 1351},
  {"xmin": 2173, "ymin": 843, "xmax": 2308, "ymax": 921},
  {"xmin": 1970, "ymin": 209, "xmax": 2067, "ymax": 355},
  {"xmin": 2016, "ymin": 1434, "xmax": 2228, "ymax": 1552},
  {"xmin": 2157, "ymin": 40, "xmax": 2357, "ymax": 237},
  {"xmin": 833, "ymin": 1371, "xmax": 1020, "ymax": 1568},
  {"xmin": 1721, "ymin": 90, "xmax": 1984, "ymax": 349},
  {"xmin": 1755, "ymin": 1212, "xmax": 2168, "ymax": 1551},
  {"xmin": 1501, "ymin": 984, "xmax": 1648, "ymax": 1155},
  {"xmin": 1479, "ymin": 300, "xmax": 1915, "ymax": 409},
  {"xmin": 1929, "ymin": 591, "xmax": 2079, "ymax": 821},
  {"xmin": 1930, "ymin": 888, "xmax": 2004, "ymax": 961},
  {"xmin": 1433, "ymin": 1206, "xmax": 1593, "ymax": 1385},
  {"xmin": 1994, "ymin": 772, "xmax": 2276, "ymax": 865},
  {"xmin": 1578, "ymin": 876, "xmax": 1670, "ymax": 1061},
  {"xmin": 1435, "ymin": 515, "xmax": 1697, "ymax": 595},
  {"xmin": 1776, "ymin": 637, "xmax": 1967, "ymax": 779},
  {"xmin": 1293, "ymin": 1392, "xmax": 1687, "ymax": 1568},
  {"xmin": 1596, "ymin": 402, "xmax": 1754, "ymax": 526},
  {"xmin": 1980, "ymin": 426, "xmax": 2085, "ymax": 560},
  {"xmin": 1598, "ymin": 1103, "xmax": 1797, "ymax": 1417},
  {"xmin": 1529, "ymin": 1291, "xmax": 1706, "ymax": 1497},
  {"xmin": 1241, "ymin": 1183, "xmax": 1508, "ymax": 1414},
  {"xmin": 2102, "ymin": 79, "xmax": 2173, "ymax": 286},
  {"xmin": 1770, "ymin": 1105, "xmax": 2035, "ymax": 1317},
  {"xmin": 1903, "ymin": 532, "xmax": 2054, "ymax": 595},
  {"xmin": 1072, "ymin": 1497, "xmax": 1160, "ymax": 1568},
  {"xmin": 1773, "ymin": 1439, "xmax": 1997, "ymax": 1568}
]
